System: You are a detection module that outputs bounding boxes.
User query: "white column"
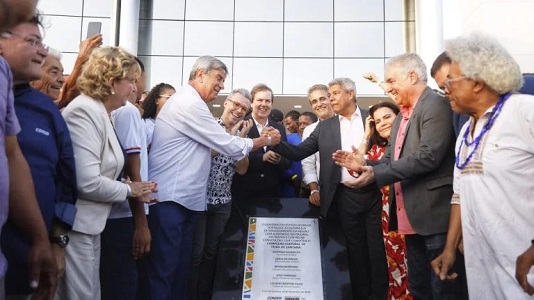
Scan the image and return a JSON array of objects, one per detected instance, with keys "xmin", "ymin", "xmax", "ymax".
[
  {"xmin": 118, "ymin": 0, "xmax": 140, "ymax": 55},
  {"xmin": 414, "ymin": 0, "xmax": 443, "ymax": 82}
]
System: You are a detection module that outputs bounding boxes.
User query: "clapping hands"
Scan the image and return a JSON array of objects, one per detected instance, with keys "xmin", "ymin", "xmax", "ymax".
[
  {"xmin": 332, "ymin": 146, "xmax": 375, "ymax": 188},
  {"xmin": 332, "ymin": 145, "xmax": 367, "ymax": 172}
]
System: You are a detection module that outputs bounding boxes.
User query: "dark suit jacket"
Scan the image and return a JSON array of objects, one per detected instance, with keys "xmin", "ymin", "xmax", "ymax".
[
  {"xmin": 372, "ymin": 87, "xmax": 455, "ymax": 235},
  {"xmin": 272, "ymin": 108, "xmax": 369, "ymax": 216},
  {"xmin": 232, "ymin": 117, "xmax": 290, "ymax": 198}
]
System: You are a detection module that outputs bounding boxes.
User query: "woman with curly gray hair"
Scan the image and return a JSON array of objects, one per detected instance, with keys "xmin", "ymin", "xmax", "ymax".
[{"xmin": 431, "ymin": 32, "xmax": 534, "ymax": 299}]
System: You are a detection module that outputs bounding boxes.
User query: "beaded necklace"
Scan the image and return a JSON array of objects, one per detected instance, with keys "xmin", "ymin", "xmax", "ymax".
[{"xmin": 455, "ymin": 93, "xmax": 510, "ymax": 170}]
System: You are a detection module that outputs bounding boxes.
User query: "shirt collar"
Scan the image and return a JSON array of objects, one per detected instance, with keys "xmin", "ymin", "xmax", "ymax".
[
  {"xmin": 338, "ymin": 106, "xmax": 361, "ymax": 121},
  {"xmin": 13, "ymin": 83, "xmax": 32, "ymax": 97},
  {"xmin": 252, "ymin": 116, "xmax": 269, "ymax": 127}
]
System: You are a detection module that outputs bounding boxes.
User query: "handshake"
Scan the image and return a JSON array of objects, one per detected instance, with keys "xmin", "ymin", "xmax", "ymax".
[{"xmin": 260, "ymin": 127, "xmax": 282, "ymax": 147}]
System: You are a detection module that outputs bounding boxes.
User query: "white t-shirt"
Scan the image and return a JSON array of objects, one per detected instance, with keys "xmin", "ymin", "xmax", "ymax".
[{"xmin": 110, "ymin": 101, "xmax": 149, "ymax": 218}]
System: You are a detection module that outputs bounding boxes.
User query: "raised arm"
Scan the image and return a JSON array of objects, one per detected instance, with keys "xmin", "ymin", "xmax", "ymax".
[{"xmin": 57, "ymin": 34, "xmax": 103, "ymax": 109}]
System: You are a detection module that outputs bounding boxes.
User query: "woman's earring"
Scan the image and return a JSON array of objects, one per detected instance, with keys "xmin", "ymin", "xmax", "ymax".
[{"xmin": 111, "ymin": 90, "xmax": 115, "ymax": 95}]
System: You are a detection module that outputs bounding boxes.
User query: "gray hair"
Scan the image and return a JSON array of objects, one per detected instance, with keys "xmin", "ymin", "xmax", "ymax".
[
  {"xmin": 385, "ymin": 53, "xmax": 428, "ymax": 82},
  {"xmin": 188, "ymin": 56, "xmax": 228, "ymax": 81},
  {"xmin": 445, "ymin": 32, "xmax": 523, "ymax": 94},
  {"xmin": 47, "ymin": 46, "xmax": 62, "ymax": 60},
  {"xmin": 307, "ymin": 84, "xmax": 328, "ymax": 101},
  {"xmin": 228, "ymin": 88, "xmax": 251, "ymax": 102},
  {"xmin": 328, "ymin": 78, "xmax": 357, "ymax": 101}
]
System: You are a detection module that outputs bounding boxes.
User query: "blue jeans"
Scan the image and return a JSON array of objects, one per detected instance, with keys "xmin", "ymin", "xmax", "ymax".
[
  {"xmin": 405, "ymin": 233, "xmax": 468, "ymax": 300},
  {"xmin": 146, "ymin": 202, "xmax": 198, "ymax": 300}
]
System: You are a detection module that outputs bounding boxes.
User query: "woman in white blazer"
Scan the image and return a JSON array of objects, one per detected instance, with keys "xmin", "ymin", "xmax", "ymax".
[{"xmin": 58, "ymin": 47, "xmax": 156, "ymax": 300}]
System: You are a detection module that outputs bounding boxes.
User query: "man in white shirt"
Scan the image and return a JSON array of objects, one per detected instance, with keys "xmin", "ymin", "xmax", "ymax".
[
  {"xmin": 301, "ymin": 84, "xmax": 334, "ymax": 206},
  {"xmin": 145, "ymin": 56, "xmax": 280, "ymax": 299},
  {"xmin": 272, "ymin": 78, "xmax": 387, "ymax": 300}
]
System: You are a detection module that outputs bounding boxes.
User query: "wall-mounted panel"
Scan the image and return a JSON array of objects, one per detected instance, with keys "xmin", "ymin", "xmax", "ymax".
[
  {"xmin": 334, "ymin": 22, "xmax": 385, "ymax": 57},
  {"xmin": 285, "ymin": 0, "xmax": 333, "ymax": 22},
  {"xmin": 83, "ymin": 0, "xmax": 113, "ymax": 18},
  {"xmin": 234, "ymin": 22, "xmax": 283, "ymax": 57},
  {"xmin": 185, "ymin": 0, "xmax": 234, "ymax": 21},
  {"xmin": 42, "ymin": 16, "xmax": 83, "ymax": 53},
  {"xmin": 235, "ymin": 0, "xmax": 283, "ymax": 21},
  {"xmin": 138, "ymin": 20, "xmax": 184, "ymax": 56},
  {"xmin": 283, "ymin": 59, "xmax": 333, "ymax": 95},
  {"xmin": 153, "ymin": 0, "xmax": 186, "ymax": 20},
  {"xmin": 38, "ymin": 0, "xmax": 83, "ymax": 16},
  {"xmin": 233, "ymin": 58, "xmax": 283, "ymax": 94},
  {"xmin": 334, "ymin": 58, "xmax": 386, "ymax": 96},
  {"xmin": 385, "ymin": 0, "xmax": 407, "ymax": 21},
  {"xmin": 334, "ymin": 0, "xmax": 384, "ymax": 21},
  {"xmin": 384, "ymin": 22, "xmax": 405, "ymax": 57},
  {"xmin": 184, "ymin": 21, "xmax": 233, "ymax": 57},
  {"xmin": 143, "ymin": 56, "xmax": 183, "ymax": 91},
  {"xmin": 284, "ymin": 23, "xmax": 333, "ymax": 58}
]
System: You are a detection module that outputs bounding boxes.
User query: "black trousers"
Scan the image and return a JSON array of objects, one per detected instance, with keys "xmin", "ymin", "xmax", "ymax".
[{"xmin": 332, "ymin": 184, "xmax": 388, "ymax": 300}]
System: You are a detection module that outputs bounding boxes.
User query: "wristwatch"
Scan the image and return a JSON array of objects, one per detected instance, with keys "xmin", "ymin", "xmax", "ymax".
[{"xmin": 50, "ymin": 234, "xmax": 70, "ymax": 248}]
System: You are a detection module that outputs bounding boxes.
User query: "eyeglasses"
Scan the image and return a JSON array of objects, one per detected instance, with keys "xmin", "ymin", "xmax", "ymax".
[
  {"xmin": 227, "ymin": 98, "xmax": 249, "ymax": 113},
  {"xmin": 1, "ymin": 31, "xmax": 48, "ymax": 50},
  {"xmin": 443, "ymin": 76, "xmax": 467, "ymax": 91}
]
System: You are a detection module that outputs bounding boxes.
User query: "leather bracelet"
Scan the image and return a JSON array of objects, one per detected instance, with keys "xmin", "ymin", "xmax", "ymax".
[{"xmin": 310, "ymin": 189, "xmax": 319, "ymax": 195}]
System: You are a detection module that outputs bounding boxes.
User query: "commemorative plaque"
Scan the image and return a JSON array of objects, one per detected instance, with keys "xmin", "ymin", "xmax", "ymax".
[{"xmin": 242, "ymin": 217, "xmax": 324, "ymax": 300}]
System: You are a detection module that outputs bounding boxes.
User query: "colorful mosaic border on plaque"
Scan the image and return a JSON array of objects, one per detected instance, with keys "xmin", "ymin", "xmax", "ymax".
[{"xmin": 242, "ymin": 217, "xmax": 257, "ymax": 299}]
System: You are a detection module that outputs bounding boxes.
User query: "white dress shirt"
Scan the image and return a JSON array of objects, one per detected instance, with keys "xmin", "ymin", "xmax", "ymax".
[
  {"xmin": 148, "ymin": 84, "xmax": 253, "ymax": 211},
  {"xmin": 301, "ymin": 121, "xmax": 320, "ymax": 185},
  {"xmin": 339, "ymin": 106, "xmax": 364, "ymax": 182}
]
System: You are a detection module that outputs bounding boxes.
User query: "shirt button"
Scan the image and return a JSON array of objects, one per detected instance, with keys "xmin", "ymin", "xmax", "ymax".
[{"xmin": 260, "ymin": 174, "xmax": 265, "ymax": 178}]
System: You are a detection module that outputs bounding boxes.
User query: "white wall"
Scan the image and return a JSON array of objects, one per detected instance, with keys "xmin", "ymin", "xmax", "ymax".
[
  {"xmin": 38, "ymin": 0, "xmax": 413, "ymax": 96},
  {"xmin": 442, "ymin": 0, "xmax": 534, "ymax": 73}
]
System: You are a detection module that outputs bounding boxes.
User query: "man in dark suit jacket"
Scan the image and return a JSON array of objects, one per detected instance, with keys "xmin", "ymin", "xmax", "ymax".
[
  {"xmin": 272, "ymin": 78, "xmax": 388, "ymax": 300},
  {"xmin": 232, "ymin": 83, "xmax": 289, "ymax": 200},
  {"xmin": 431, "ymin": 51, "xmax": 469, "ymax": 137},
  {"xmin": 336, "ymin": 54, "xmax": 467, "ymax": 299}
]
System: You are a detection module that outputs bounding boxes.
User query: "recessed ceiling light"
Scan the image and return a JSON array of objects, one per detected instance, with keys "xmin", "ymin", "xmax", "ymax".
[
  {"xmin": 294, "ymin": 105, "xmax": 302, "ymax": 108},
  {"xmin": 213, "ymin": 104, "xmax": 221, "ymax": 107}
]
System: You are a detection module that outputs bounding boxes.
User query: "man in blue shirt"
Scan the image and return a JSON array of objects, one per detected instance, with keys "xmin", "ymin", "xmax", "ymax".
[{"xmin": 0, "ymin": 13, "xmax": 77, "ymax": 297}]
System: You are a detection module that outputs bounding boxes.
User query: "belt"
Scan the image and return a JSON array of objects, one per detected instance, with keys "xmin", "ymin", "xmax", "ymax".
[{"xmin": 338, "ymin": 183, "xmax": 378, "ymax": 193}]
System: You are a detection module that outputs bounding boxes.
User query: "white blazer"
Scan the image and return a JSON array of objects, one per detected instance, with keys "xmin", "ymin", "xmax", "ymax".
[{"xmin": 62, "ymin": 94, "xmax": 128, "ymax": 235}]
